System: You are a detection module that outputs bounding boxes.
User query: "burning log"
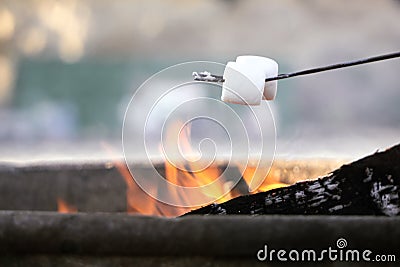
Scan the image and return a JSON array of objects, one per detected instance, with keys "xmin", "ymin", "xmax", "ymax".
[{"xmin": 186, "ymin": 143, "xmax": 400, "ymax": 216}]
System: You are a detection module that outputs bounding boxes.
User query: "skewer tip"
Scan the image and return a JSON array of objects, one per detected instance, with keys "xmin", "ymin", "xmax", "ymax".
[{"xmin": 193, "ymin": 71, "xmax": 224, "ymax": 82}]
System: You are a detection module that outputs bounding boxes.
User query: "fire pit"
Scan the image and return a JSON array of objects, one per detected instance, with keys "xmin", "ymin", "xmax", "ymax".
[{"xmin": 0, "ymin": 145, "xmax": 398, "ymax": 266}]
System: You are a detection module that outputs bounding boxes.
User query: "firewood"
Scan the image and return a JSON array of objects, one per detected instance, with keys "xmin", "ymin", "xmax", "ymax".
[{"xmin": 185, "ymin": 143, "xmax": 400, "ymax": 216}]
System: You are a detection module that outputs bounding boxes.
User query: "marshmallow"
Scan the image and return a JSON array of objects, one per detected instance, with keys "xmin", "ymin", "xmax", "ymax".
[
  {"xmin": 221, "ymin": 61, "xmax": 265, "ymax": 105},
  {"xmin": 221, "ymin": 56, "xmax": 279, "ymax": 105}
]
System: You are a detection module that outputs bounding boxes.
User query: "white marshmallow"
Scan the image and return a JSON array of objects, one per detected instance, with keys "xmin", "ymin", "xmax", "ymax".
[
  {"xmin": 236, "ymin": 56, "xmax": 279, "ymax": 101},
  {"xmin": 221, "ymin": 56, "xmax": 279, "ymax": 105},
  {"xmin": 221, "ymin": 61, "xmax": 264, "ymax": 105}
]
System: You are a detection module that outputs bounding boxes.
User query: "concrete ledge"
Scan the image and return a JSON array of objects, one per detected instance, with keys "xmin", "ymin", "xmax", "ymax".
[{"xmin": 0, "ymin": 211, "xmax": 398, "ymax": 257}]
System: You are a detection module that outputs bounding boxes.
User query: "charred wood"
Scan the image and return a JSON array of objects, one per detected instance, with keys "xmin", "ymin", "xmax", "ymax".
[{"xmin": 186, "ymin": 144, "xmax": 400, "ymax": 216}]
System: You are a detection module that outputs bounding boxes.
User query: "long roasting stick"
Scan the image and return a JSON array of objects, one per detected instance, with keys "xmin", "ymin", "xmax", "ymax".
[{"xmin": 193, "ymin": 51, "xmax": 400, "ymax": 83}]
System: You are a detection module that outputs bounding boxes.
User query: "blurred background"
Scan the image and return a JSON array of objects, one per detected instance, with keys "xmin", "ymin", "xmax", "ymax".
[{"xmin": 0, "ymin": 0, "xmax": 399, "ymax": 162}]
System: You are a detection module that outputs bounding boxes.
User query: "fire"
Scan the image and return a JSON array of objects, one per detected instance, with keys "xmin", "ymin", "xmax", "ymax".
[
  {"xmin": 103, "ymin": 121, "xmax": 290, "ymax": 217},
  {"xmin": 161, "ymin": 121, "xmax": 232, "ymax": 204},
  {"xmin": 102, "ymin": 141, "xmax": 191, "ymax": 216},
  {"xmin": 241, "ymin": 165, "xmax": 288, "ymax": 193},
  {"xmin": 57, "ymin": 198, "xmax": 77, "ymax": 213}
]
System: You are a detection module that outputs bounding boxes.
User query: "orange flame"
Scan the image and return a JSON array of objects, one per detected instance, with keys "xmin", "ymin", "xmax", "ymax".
[
  {"xmin": 102, "ymin": 121, "xmax": 289, "ymax": 217},
  {"xmin": 101, "ymin": 141, "xmax": 190, "ymax": 217},
  {"xmin": 57, "ymin": 198, "xmax": 77, "ymax": 213},
  {"xmin": 241, "ymin": 165, "xmax": 288, "ymax": 193}
]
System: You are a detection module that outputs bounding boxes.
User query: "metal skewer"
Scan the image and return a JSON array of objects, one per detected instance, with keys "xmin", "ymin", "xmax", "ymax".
[{"xmin": 193, "ymin": 51, "xmax": 400, "ymax": 83}]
